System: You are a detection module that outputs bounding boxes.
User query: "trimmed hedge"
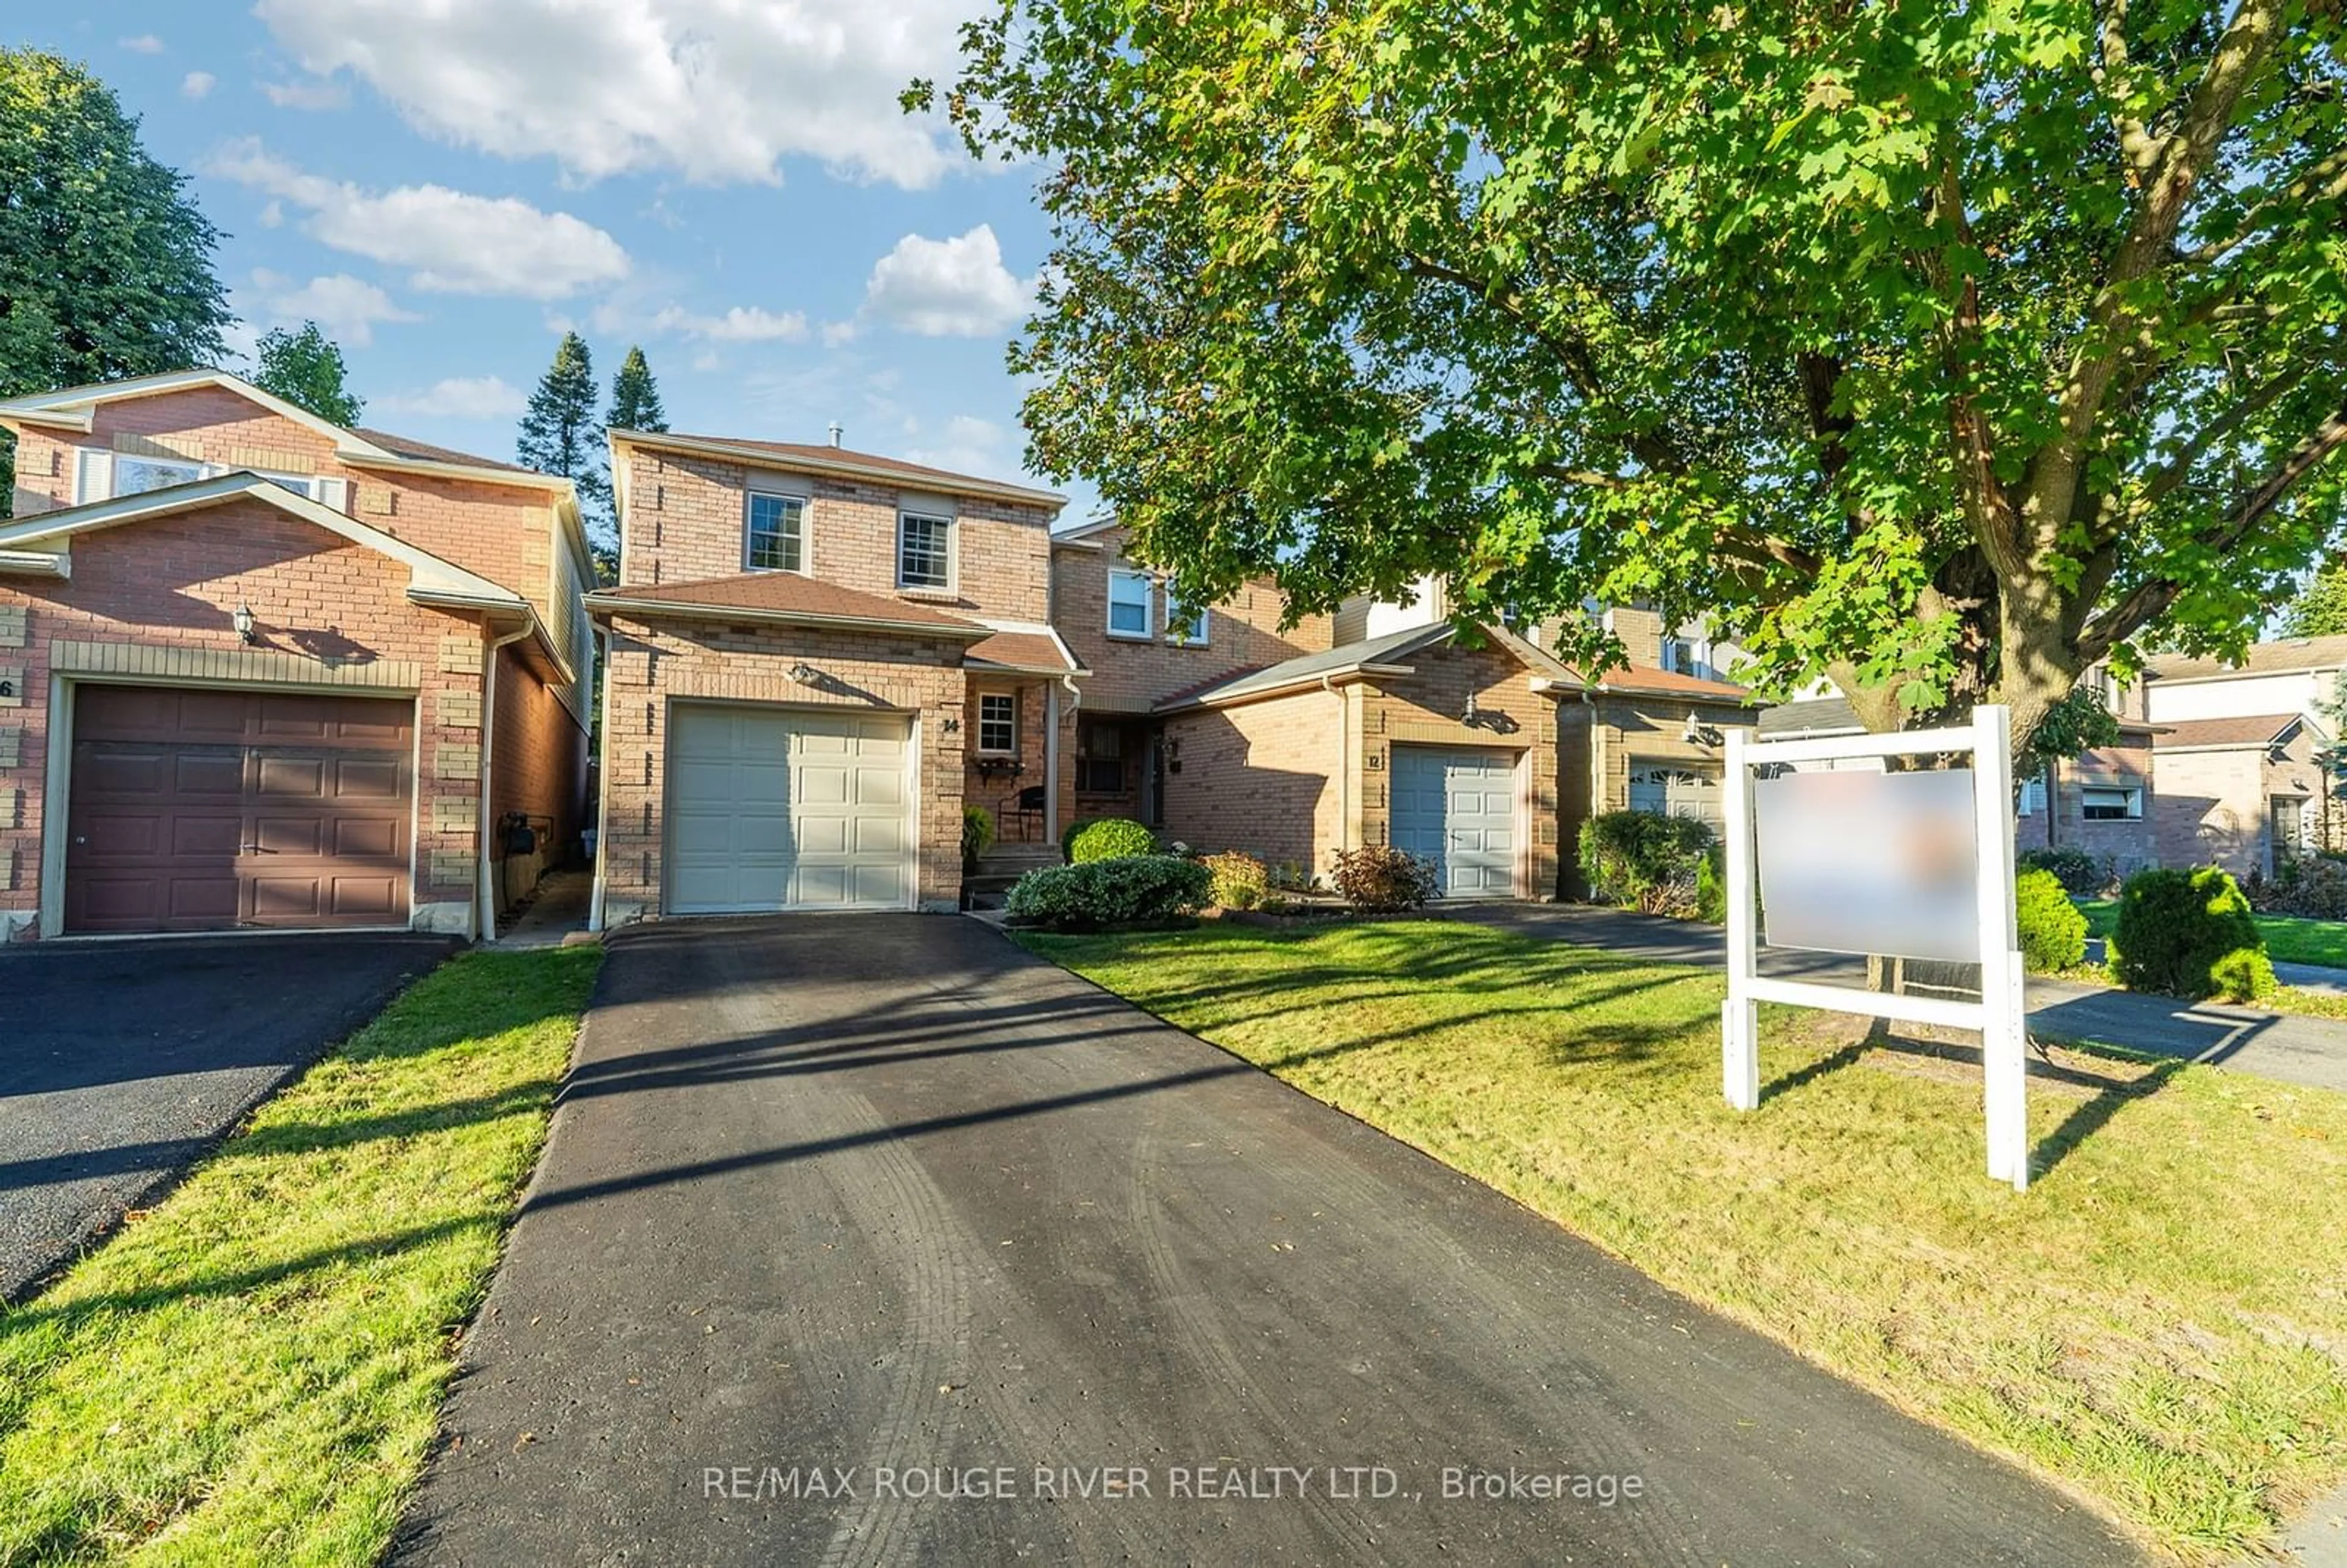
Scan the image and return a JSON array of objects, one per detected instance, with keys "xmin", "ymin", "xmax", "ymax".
[
  {"xmin": 1578, "ymin": 810, "xmax": 1717, "ymax": 918},
  {"xmin": 2110, "ymin": 865, "xmax": 2275, "ymax": 1002},
  {"xmin": 1330, "ymin": 846, "xmax": 1439, "ymax": 913},
  {"xmin": 1005, "ymin": 855, "xmax": 1210, "ymax": 931},
  {"xmin": 2015, "ymin": 867, "xmax": 2087, "ymax": 973},
  {"xmin": 1065, "ymin": 817, "xmax": 1156, "ymax": 864}
]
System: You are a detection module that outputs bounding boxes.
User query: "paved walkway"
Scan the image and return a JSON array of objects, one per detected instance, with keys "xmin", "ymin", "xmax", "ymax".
[
  {"xmin": 1456, "ymin": 904, "xmax": 2347, "ymax": 1097},
  {"xmin": 394, "ymin": 915, "xmax": 2140, "ymax": 1566},
  {"xmin": 0, "ymin": 932, "xmax": 455, "ymax": 1301}
]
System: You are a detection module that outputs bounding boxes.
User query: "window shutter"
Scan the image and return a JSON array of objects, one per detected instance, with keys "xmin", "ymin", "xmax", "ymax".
[
  {"xmin": 72, "ymin": 449, "xmax": 112, "ymax": 505},
  {"xmin": 316, "ymin": 477, "xmax": 350, "ymax": 512}
]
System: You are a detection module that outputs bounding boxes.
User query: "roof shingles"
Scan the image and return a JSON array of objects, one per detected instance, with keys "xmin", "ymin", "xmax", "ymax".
[{"xmin": 590, "ymin": 571, "xmax": 987, "ymax": 636}]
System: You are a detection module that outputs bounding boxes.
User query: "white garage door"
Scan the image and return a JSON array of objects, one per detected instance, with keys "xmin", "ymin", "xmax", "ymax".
[
  {"xmin": 667, "ymin": 705, "xmax": 914, "ymax": 914},
  {"xmin": 1626, "ymin": 761, "xmax": 1724, "ymax": 828},
  {"xmin": 1390, "ymin": 746, "xmax": 1518, "ymax": 899}
]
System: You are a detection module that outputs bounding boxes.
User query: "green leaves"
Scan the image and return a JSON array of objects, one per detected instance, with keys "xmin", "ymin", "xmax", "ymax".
[{"xmin": 936, "ymin": 0, "xmax": 2347, "ymax": 752}]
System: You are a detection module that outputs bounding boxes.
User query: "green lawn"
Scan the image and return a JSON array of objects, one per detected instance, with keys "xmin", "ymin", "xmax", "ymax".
[
  {"xmin": 0, "ymin": 945, "xmax": 600, "ymax": 1567},
  {"xmin": 2077, "ymin": 896, "xmax": 2347, "ymax": 969},
  {"xmin": 1023, "ymin": 920, "xmax": 2347, "ymax": 1563}
]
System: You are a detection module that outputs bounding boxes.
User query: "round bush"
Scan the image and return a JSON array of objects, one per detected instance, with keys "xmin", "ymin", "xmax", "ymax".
[
  {"xmin": 2014, "ymin": 868, "xmax": 2087, "ymax": 973},
  {"xmin": 1330, "ymin": 846, "xmax": 1439, "ymax": 913},
  {"xmin": 1067, "ymin": 818, "xmax": 1156, "ymax": 864},
  {"xmin": 2110, "ymin": 865, "xmax": 2275, "ymax": 1002}
]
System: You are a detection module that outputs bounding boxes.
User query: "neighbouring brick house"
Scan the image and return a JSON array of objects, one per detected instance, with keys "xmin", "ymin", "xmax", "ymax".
[{"xmin": 0, "ymin": 370, "xmax": 593, "ymax": 942}]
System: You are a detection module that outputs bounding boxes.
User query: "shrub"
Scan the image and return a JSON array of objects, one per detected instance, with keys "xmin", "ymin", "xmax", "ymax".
[
  {"xmin": 2018, "ymin": 844, "xmax": 2108, "ymax": 896},
  {"xmin": 1065, "ymin": 817, "xmax": 1156, "ymax": 864},
  {"xmin": 1330, "ymin": 846, "xmax": 1439, "ymax": 913},
  {"xmin": 1695, "ymin": 842, "xmax": 1727, "ymax": 925},
  {"xmin": 1201, "ymin": 849, "xmax": 1269, "ymax": 910},
  {"xmin": 961, "ymin": 804, "xmax": 995, "ymax": 863},
  {"xmin": 1268, "ymin": 860, "xmax": 1321, "ymax": 893},
  {"xmin": 2110, "ymin": 865, "xmax": 2275, "ymax": 1002},
  {"xmin": 1578, "ymin": 811, "xmax": 1717, "ymax": 918},
  {"xmin": 1005, "ymin": 855, "xmax": 1211, "ymax": 931},
  {"xmin": 2252, "ymin": 853, "xmax": 2347, "ymax": 918},
  {"xmin": 2015, "ymin": 868, "xmax": 2087, "ymax": 973}
]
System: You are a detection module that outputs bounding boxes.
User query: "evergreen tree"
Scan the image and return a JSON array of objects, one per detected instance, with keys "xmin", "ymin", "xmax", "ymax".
[
  {"xmin": 0, "ymin": 48, "xmax": 232, "ymax": 514},
  {"xmin": 516, "ymin": 331, "xmax": 607, "ymax": 522},
  {"xmin": 608, "ymin": 345, "xmax": 667, "ymax": 433},
  {"xmin": 251, "ymin": 321, "xmax": 363, "ymax": 427},
  {"xmin": 2281, "ymin": 566, "xmax": 2347, "ymax": 640}
]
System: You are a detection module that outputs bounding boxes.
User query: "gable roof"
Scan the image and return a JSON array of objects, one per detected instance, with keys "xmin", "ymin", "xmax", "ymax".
[
  {"xmin": 0, "ymin": 370, "xmax": 566, "ymax": 493},
  {"xmin": 967, "ymin": 620, "xmax": 1087, "ymax": 675},
  {"xmin": 1576, "ymin": 662, "xmax": 1751, "ymax": 700},
  {"xmin": 586, "ymin": 570, "xmax": 993, "ymax": 640},
  {"xmin": 2145, "ymin": 636, "xmax": 2347, "ymax": 684},
  {"xmin": 609, "ymin": 428, "xmax": 1065, "ymax": 510},
  {"xmin": 2154, "ymin": 713, "xmax": 2308, "ymax": 752},
  {"xmin": 1154, "ymin": 622, "xmax": 1579, "ymax": 713},
  {"xmin": 1756, "ymin": 695, "xmax": 1862, "ymax": 738},
  {"xmin": 0, "ymin": 473, "xmax": 530, "ymax": 612}
]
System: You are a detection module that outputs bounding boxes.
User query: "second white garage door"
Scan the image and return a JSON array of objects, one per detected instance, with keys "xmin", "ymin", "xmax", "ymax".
[
  {"xmin": 1389, "ymin": 746, "xmax": 1519, "ymax": 899},
  {"xmin": 667, "ymin": 705, "xmax": 914, "ymax": 914}
]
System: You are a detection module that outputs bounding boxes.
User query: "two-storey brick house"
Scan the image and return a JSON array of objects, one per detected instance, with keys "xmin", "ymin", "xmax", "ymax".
[{"xmin": 0, "ymin": 370, "xmax": 593, "ymax": 942}]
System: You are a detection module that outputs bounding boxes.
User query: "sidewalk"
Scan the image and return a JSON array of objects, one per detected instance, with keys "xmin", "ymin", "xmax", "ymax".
[{"xmin": 1456, "ymin": 903, "xmax": 2347, "ymax": 1098}]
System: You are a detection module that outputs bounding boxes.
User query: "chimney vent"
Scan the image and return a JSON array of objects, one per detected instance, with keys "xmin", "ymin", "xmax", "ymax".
[{"xmin": 827, "ymin": 422, "xmax": 843, "ymax": 449}]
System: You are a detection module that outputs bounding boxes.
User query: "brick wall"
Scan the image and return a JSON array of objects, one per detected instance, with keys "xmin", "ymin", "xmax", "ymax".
[
  {"xmin": 490, "ymin": 640, "xmax": 588, "ymax": 906},
  {"xmin": 1052, "ymin": 526, "xmax": 1332, "ymax": 716},
  {"xmin": 1563, "ymin": 692, "xmax": 1757, "ymax": 898},
  {"xmin": 11, "ymin": 388, "xmax": 570, "ymax": 629},
  {"xmin": 2154, "ymin": 730, "xmax": 2323, "ymax": 879},
  {"xmin": 1160, "ymin": 688, "xmax": 1344, "ymax": 876},
  {"xmin": 598, "ymin": 614, "xmax": 971, "ymax": 915},
  {"xmin": 616, "ymin": 446, "xmax": 1055, "ymax": 621},
  {"xmin": 1358, "ymin": 640, "xmax": 1561, "ymax": 898},
  {"xmin": 2024, "ymin": 742, "xmax": 2159, "ymax": 877},
  {"xmin": 0, "ymin": 497, "xmax": 492, "ymax": 939}
]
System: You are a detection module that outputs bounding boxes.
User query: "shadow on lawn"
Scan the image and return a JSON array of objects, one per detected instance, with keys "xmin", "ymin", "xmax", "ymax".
[{"xmin": 1759, "ymin": 1022, "xmax": 2188, "ymax": 1182}]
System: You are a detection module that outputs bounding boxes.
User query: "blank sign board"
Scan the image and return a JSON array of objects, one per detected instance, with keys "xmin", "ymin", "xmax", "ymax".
[{"xmin": 1753, "ymin": 768, "xmax": 1980, "ymax": 963}]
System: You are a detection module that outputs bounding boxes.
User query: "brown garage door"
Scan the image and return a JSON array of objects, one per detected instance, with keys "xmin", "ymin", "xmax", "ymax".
[{"xmin": 66, "ymin": 686, "xmax": 415, "ymax": 934}]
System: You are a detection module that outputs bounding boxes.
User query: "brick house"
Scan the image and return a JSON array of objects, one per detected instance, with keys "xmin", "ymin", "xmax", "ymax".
[{"xmin": 0, "ymin": 370, "xmax": 593, "ymax": 942}]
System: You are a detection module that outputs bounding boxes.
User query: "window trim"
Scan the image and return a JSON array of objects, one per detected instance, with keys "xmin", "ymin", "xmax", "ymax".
[
  {"xmin": 2018, "ymin": 775, "xmax": 2048, "ymax": 817},
  {"xmin": 896, "ymin": 506, "xmax": 957, "ymax": 592},
  {"xmin": 1164, "ymin": 589, "xmax": 1209, "ymax": 647},
  {"xmin": 2079, "ymin": 784, "xmax": 2143, "ymax": 821},
  {"xmin": 743, "ymin": 488, "xmax": 810, "ymax": 575},
  {"xmin": 975, "ymin": 691, "xmax": 1019, "ymax": 756},
  {"xmin": 1106, "ymin": 568, "xmax": 1154, "ymax": 641}
]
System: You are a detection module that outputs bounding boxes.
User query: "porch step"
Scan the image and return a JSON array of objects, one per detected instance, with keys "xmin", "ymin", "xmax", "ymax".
[{"xmin": 975, "ymin": 846, "xmax": 1060, "ymax": 872}]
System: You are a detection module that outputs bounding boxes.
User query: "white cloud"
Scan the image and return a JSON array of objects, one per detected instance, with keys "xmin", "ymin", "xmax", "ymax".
[
  {"xmin": 854, "ymin": 225, "xmax": 1035, "ymax": 338},
  {"xmin": 248, "ymin": 269, "xmax": 421, "ymax": 348},
  {"xmin": 650, "ymin": 304, "xmax": 809, "ymax": 343},
  {"xmin": 120, "ymin": 34, "xmax": 164, "ymax": 54},
  {"xmin": 261, "ymin": 78, "xmax": 350, "ymax": 111},
  {"xmin": 691, "ymin": 350, "xmax": 723, "ymax": 373},
  {"xmin": 207, "ymin": 141, "xmax": 630, "ymax": 299},
  {"xmin": 181, "ymin": 71, "xmax": 216, "ymax": 100},
  {"xmin": 904, "ymin": 414, "xmax": 1018, "ymax": 480},
  {"xmin": 375, "ymin": 375, "xmax": 526, "ymax": 420},
  {"xmin": 252, "ymin": 0, "xmax": 971, "ymax": 188}
]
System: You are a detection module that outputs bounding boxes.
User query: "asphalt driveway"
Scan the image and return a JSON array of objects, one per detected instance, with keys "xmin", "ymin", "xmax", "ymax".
[
  {"xmin": 0, "ymin": 932, "xmax": 456, "ymax": 1300},
  {"xmin": 395, "ymin": 915, "xmax": 2141, "ymax": 1566}
]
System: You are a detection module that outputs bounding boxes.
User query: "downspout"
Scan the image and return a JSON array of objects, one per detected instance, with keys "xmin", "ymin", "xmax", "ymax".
[
  {"xmin": 477, "ymin": 618, "xmax": 534, "ymax": 942},
  {"xmin": 1057, "ymin": 673, "xmax": 1081, "ymax": 840},
  {"xmin": 589, "ymin": 621, "xmax": 615, "ymax": 932},
  {"xmin": 1323, "ymin": 673, "xmax": 1349, "ymax": 861}
]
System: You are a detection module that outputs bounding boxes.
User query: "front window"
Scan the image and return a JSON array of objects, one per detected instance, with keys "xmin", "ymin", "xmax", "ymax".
[
  {"xmin": 1078, "ymin": 719, "xmax": 1126, "ymax": 794},
  {"xmin": 899, "ymin": 510, "xmax": 953, "ymax": 589},
  {"xmin": 1107, "ymin": 570, "xmax": 1152, "ymax": 638},
  {"xmin": 2018, "ymin": 776, "xmax": 2048, "ymax": 816},
  {"xmin": 977, "ymin": 692, "xmax": 1017, "ymax": 755},
  {"xmin": 2081, "ymin": 785, "xmax": 2142, "ymax": 820},
  {"xmin": 746, "ymin": 493, "xmax": 805, "ymax": 572},
  {"xmin": 1165, "ymin": 589, "xmax": 1208, "ymax": 645},
  {"xmin": 114, "ymin": 456, "xmax": 203, "ymax": 495}
]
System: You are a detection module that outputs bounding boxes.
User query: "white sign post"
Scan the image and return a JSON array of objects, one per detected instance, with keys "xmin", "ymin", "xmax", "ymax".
[{"xmin": 1721, "ymin": 705, "xmax": 2029, "ymax": 1192}]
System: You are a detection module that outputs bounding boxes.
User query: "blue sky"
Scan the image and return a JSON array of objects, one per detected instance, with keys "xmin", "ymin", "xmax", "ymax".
[{"xmin": 18, "ymin": 1, "xmax": 1094, "ymax": 514}]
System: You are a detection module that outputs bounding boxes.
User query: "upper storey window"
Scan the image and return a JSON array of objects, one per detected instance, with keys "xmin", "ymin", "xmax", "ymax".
[
  {"xmin": 746, "ymin": 491, "xmax": 806, "ymax": 573},
  {"xmin": 898, "ymin": 510, "xmax": 953, "ymax": 590},
  {"xmin": 1107, "ymin": 569, "xmax": 1152, "ymax": 639},
  {"xmin": 75, "ymin": 451, "xmax": 342, "ymax": 508}
]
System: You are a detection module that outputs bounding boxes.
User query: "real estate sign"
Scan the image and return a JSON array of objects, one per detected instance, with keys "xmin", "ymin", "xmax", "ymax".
[{"xmin": 1721, "ymin": 706, "xmax": 2030, "ymax": 1192}]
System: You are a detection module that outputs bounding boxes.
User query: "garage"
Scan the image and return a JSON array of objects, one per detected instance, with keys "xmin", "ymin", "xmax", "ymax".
[
  {"xmin": 1627, "ymin": 760, "xmax": 1725, "ymax": 828},
  {"xmin": 1389, "ymin": 746, "xmax": 1519, "ymax": 899},
  {"xmin": 65, "ymin": 685, "xmax": 414, "ymax": 934},
  {"xmin": 666, "ymin": 704, "xmax": 914, "ymax": 914}
]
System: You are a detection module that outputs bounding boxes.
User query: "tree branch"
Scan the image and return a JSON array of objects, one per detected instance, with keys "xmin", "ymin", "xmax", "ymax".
[{"xmin": 2077, "ymin": 395, "xmax": 2347, "ymax": 661}]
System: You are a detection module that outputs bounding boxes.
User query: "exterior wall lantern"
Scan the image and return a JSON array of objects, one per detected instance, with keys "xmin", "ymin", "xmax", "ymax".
[{"xmin": 232, "ymin": 604, "xmax": 256, "ymax": 644}]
